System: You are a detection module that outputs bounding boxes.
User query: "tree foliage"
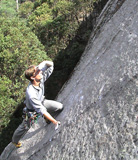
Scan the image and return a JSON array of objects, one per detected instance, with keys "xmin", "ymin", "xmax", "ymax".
[
  {"xmin": 0, "ymin": 0, "xmax": 17, "ymax": 17},
  {"xmin": 0, "ymin": 16, "xmax": 49, "ymax": 134},
  {"xmin": 18, "ymin": 1, "xmax": 34, "ymax": 18},
  {"xmin": 25, "ymin": 0, "xmax": 98, "ymax": 58}
]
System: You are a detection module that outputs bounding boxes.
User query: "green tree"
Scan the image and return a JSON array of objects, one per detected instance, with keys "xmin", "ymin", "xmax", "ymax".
[
  {"xmin": 28, "ymin": 0, "xmax": 78, "ymax": 58},
  {"xmin": 18, "ymin": 1, "xmax": 34, "ymax": 18},
  {"xmin": 0, "ymin": 17, "xmax": 49, "ymax": 152},
  {"xmin": 0, "ymin": 0, "xmax": 17, "ymax": 17},
  {"xmin": 26, "ymin": 0, "xmax": 99, "ymax": 58}
]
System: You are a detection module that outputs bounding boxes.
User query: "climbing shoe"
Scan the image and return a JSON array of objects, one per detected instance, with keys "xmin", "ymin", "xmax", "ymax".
[{"xmin": 12, "ymin": 142, "xmax": 22, "ymax": 148}]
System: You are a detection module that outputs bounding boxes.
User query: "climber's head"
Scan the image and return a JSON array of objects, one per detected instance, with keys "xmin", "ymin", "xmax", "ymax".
[{"xmin": 25, "ymin": 65, "xmax": 42, "ymax": 82}]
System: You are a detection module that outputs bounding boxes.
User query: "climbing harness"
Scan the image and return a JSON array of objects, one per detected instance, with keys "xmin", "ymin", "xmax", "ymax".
[{"xmin": 22, "ymin": 107, "xmax": 40, "ymax": 129}]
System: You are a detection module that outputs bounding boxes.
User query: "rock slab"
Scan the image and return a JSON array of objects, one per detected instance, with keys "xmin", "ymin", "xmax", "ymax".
[{"xmin": 1, "ymin": 0, "xmax": 138, "ymax": 159}]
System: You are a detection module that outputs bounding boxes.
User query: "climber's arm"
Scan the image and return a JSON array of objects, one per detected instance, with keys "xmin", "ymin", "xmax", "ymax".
[{"xmin": 43, "ymin": 112, "xmax": 58, "ymax": 125}]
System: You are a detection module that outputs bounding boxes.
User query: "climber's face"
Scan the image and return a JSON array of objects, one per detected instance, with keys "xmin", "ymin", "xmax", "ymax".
[{"xmin": 33, "ymin": 67, "xmax": 43, "ymax": 81}]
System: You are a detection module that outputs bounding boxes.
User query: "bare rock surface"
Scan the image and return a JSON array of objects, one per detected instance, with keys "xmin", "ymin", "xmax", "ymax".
[{"xmin": 1, "ymin": 0, "xmax": 138, "ymax": 159}]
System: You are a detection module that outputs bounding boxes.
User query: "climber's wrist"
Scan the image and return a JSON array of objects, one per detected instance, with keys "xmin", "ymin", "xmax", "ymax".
[{"xmin": 53, "ymin": 120, "xmax": 58, "ymax": 125}]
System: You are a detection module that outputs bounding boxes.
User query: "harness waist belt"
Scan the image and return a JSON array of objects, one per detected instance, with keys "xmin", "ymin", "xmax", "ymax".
[{"xmin": 27, "ymin": 108, "xmax": 35, "ymax": 112}]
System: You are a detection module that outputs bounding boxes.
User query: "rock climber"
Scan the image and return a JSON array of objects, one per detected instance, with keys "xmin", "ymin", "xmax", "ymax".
[{"xmin": 12, "ymin": 60, "xmax": 63, "ymax": 147}]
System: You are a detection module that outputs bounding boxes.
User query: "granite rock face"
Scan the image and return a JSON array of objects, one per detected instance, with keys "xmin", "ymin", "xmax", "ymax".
[{"xmin": 1, "ymin": 0, "xmax": 138, "ymax": 159}]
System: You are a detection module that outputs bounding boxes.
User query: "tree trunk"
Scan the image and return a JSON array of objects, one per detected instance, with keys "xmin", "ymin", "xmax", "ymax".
[{"xmin": 16, "ymin": 0, "xmax": 19, "ymax": 12}]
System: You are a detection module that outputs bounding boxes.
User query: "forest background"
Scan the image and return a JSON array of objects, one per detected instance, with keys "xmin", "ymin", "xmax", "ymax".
[{"xmin": 0, "ymin": 0, "xmax": 107, "ymax": 154}]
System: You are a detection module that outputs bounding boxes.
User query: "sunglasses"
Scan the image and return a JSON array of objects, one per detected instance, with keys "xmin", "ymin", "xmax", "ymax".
[{"xmin": 33, "ymin": 67, "xmax": 42, "ymax": 77}]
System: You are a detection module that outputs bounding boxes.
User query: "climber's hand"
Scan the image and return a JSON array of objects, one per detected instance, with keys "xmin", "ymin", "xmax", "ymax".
[{"xmin": 55, "ymin": 121, "xmax": 61, "ymax": 130}]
